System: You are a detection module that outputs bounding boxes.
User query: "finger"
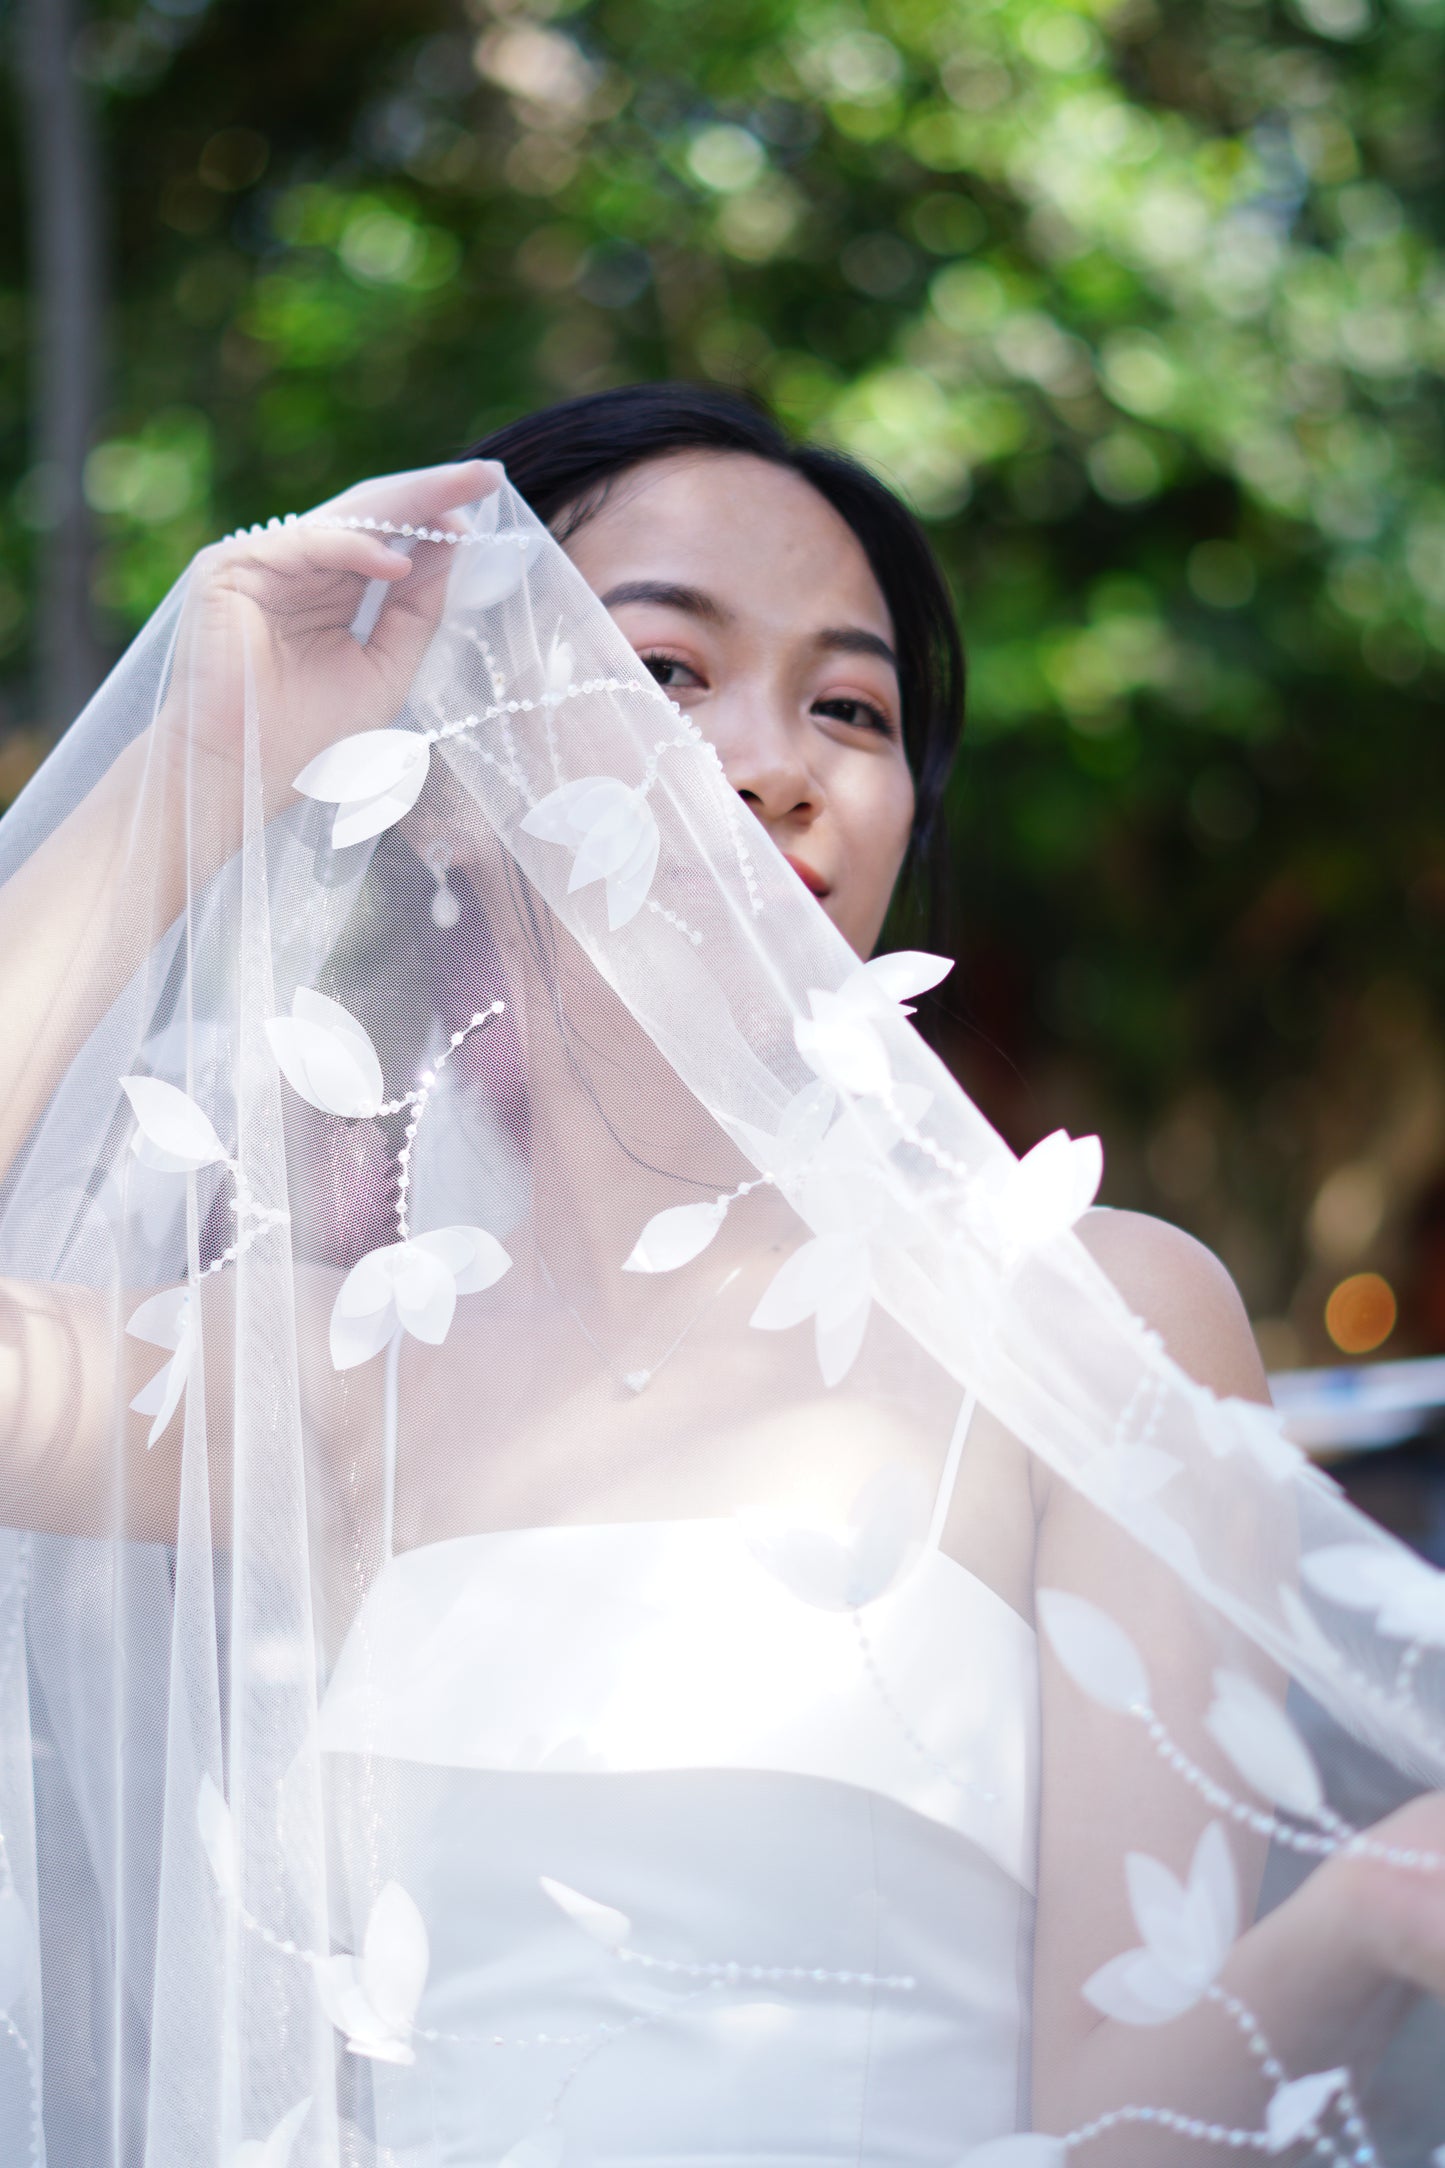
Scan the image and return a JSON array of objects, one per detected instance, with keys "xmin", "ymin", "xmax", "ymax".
[
  {"xmin": 351, "ymin": 536, "xmax": 419, "ymax": 644},
  {"xmin": 206, "ymin": 525, "xmax": 415, "ymax": 592},
  {"xmin": 318, "ymin": 459, "xmax": 505, "ymax": 533}
]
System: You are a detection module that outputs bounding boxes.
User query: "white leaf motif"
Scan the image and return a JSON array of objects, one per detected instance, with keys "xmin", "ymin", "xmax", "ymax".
[
  {"xmin": 121, "ymin": 1076, "xmax": 227, "ymax": 1173},
  {"xmin": 1035, "ymin": 1589, "xmax": 1150, "ymax": 1713},
  {"xmin": 197, "ymin": 1773, "xmax": 238, "ymax": 1905},
  {"xmin": 293, "ymin": 729, "xmax": 432, "ymax": 849},
  {"xmin": 0, "ymin": 1892, "xmax": 34, "ymax": 2015},
  {"xmin": 125, "ymin": 1286, "xmax": 190, "ymax": 1352},
  {"xmin": 127, "ymin": 1287, "xmax": 194, "ymax": 1447},
  {"xmin": 842, "ymin": 950, "xmax": 954, "ymax": 1014},
  {"xmin": 1264, "ymin": 2069, "xmax": 1348, "ymax": 2153},
  {"xmin": 972, "ymin": 1130, "xmax": 1102, "ymax": 1261},
  {"xmin": 450, "ymin": 532, "xmax": 529, "ymax": 613},
  {"xmin": 229, "ymin": 2098, "xmax": 312, "ymax": 2168},
  {"xmin": 750, "ymin": 1231, "xmax": 872, "ymax": 1387},
  {"xmin": 1080, "ymin": 1946, "xmax": 1204, "ymax": 2026},
  {"xmin": 740, "ymin": 1463, "xmax": 928, "ymax": 1612},
  {"xmin": 521, "ymin": 777, "xmax": 660, "ymax": 929},
  {"xmin": 1204, "ymin": 1671, "xmax": 1325, "ymax": 1821},
  {"xmin": 623, "ymin": 1201, "xmax": 725, "ymax": 1274},
  {"xmin": 363, "ymin": 1882, "xmax": 430, "ymax": 2034},
  {"xmin": 545, "ymin": 630, "xmax": 574, "ymax": 698},
  {"xmin": 734, "ymin": 1080, "xmax": 842, "ymax": 1184},
  {"xmin": 1301, "ymin": 1543, "xmax": 1445, "ymax": 1647},
  {"xmin": 775, "ymin": 1079, "xmax": 838, "ymax": 1165},
  {"xmin": 413, "ymin": 1224, "xmax": 513, "ymax": 1296},
  {"xmin": 540, "ymin": 1875, "xmax": 630, "ymax": 1952},
  {"xmin": 266, "ymin": 989, "xmax": 384, "ymax": 1118},
  {"xmin": 1129, "ymin": 1823, "xmax": 1238, "ymax": 1981},
  {"xmin": 1198, "ymin": 1394, "xmax": 1303, "ymax": 1483},
  {"xmin": 317, "ymin": 1881, "xmax": 429, "ymax": 2063},
  {"xmin": 1083, "ymin": 1824, "xmax": 1238, "ymax": 2026},
  {"xmin": 794, "ymin": 989, "xmax": 890, "ymax": 1099},
  {"xmin": 330, "ymin": 1227, "xmax": 511, "ymax": 1370}
]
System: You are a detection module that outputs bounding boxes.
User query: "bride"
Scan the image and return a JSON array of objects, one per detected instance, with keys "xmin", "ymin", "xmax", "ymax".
[{"xmin": 0, "ymin": 382, "xmax": 1441, "ymax": 2167}]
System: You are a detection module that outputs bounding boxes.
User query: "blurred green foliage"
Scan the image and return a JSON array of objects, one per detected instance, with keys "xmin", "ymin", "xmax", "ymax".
[{"xmin": 3, "ymin": 0, "xmax": 1445, "ymax": 1359}]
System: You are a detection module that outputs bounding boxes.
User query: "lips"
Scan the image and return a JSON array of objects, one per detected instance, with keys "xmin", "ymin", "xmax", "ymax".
[{"xmin": 782, "ymin": 852, "xmax": 830, "ymax": 899}]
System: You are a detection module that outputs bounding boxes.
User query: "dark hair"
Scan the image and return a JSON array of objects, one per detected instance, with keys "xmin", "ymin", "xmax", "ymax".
[{"xmin": 463, "ymin": 384, "xmax": 964, "ymax": 918}]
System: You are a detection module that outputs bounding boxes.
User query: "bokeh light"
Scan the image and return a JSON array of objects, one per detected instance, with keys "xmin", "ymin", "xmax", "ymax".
[
  {"xmin": 6, "ymin": 0, "xmax": 1445, "ymax": 1374},
  {"xmin": 1324, "ymin": 1273, "xmax": 1398, "ymax": 1356}
]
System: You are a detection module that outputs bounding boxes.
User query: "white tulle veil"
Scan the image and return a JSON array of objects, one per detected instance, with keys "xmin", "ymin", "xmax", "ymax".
[{"xmin": 0, "ymin": 462, "xmax": 1441, "ymax": 2168}]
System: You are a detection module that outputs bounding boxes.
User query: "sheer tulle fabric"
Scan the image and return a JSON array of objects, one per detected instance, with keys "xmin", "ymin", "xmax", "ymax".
[{"xmin": 0, "ymin": 471, "xmax": 1440, "ymax": 2168}]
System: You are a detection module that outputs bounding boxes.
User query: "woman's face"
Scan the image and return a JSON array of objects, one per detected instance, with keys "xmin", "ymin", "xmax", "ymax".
[{"xmin": 561, "ymin": 451, "xmax": 915, "ymax": 958}]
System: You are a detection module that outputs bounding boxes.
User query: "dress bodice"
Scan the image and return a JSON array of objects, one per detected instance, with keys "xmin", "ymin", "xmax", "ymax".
[{"xmin": 317, "ymin": 1518, "xmax": 1040, "ymax": 2167}]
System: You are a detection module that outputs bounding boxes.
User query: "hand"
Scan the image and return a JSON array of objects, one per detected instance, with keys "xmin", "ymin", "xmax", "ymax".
[
  {"xmin": 1324, "ymin": 1791, "xmax": 1445, "ymax": 1999},
  {"xmin": 155, "ymin": 460, "xmax": 503, "ymax": 813}
]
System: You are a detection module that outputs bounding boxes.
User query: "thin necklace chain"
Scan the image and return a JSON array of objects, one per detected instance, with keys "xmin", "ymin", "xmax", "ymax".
[{"xmin": 535, "ymin": 1249, "xmax": 742, "ymax": 1395}]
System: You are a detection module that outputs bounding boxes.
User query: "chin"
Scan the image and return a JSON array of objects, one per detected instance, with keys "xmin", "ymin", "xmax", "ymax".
[{"xmin": 832, "ymin": 907, "xmax": 875, "ymax": 959}]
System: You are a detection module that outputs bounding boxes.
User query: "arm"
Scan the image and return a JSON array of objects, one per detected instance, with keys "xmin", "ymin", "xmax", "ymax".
[
  {"xmin": 0, "ymin": 463, "xmax": 499, "ymax": 1538},
  {"xmin": 0, "ymin": 1262, "xmax": 365, "ymax": 1547},
  {"xmin": 0, "ymin": 461, "xmax": 498, "ymax": 1188},
  {"xmin": 1030, "ymin": 1209, "xmax": 1440, "ymax": 2159}
]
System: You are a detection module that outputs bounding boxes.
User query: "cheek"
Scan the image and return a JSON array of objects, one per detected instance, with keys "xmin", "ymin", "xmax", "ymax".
[
  {"xmin": 838, "ymin": 761, "xmax": 915, "ymax": 888},
  {"xmin": 828, "ymin": 759, "xmax": 916, "ymax": 955}
]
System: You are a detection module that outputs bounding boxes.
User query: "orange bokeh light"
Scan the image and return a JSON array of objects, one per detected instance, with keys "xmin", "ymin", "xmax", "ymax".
[{"xmin": 1324, "ymin": 1272, "xmax": 1397, "ymax": 1356}]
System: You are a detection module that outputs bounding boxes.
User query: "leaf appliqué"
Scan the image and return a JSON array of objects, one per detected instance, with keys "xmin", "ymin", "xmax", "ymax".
[
  {"xmin": 840, "ymin": 950, "xmax": 954, "ymax": 1016},
  {"xmin": 522, "ymin": 777, "xmax": 660, "ymax": 929},
  {"xmin": 229, "ymin": 2098, "xmax": 312, "ymax": 2168},
  {"xmin": 1082, "ymin": 1823, "xmax": 1238, "ymax": 2026},
  {"xmin": 1204, "ymin": 1670, "xmax": 1325, "ymax": 1821},
  {"xmin": 540, "ymin": 1875, "xmax": 630, "ymax": 1952},
  {"xmin": 1264, "ymin": 2069, "xmax": 1348, "ymax": 2153},
  {"xmin": 739, "ymin": 1463, "xmax": 929, "ymax": 1611},
  {"xmin": 1302, "ymin": 1542, "xmax": 1445, "ymax": 1646},
  {"xmin": 1198, "ymin": 1394, "xmax": 1304, "ymax": 1483},
  {"xmin": 450, "ymin": 532, "xmax": 529, "ymax": 613},
  {"xmin": 623, "ymin": 1200, "xmax": 726, "ymax": 1274},
  {"xmin": 330, "ymin": 1226, "xmax": 512, "ymax": 1371},
  {"xmin": 293, "ymin": 729, "xmax": 432, "ymax": 849},
  {"xmin": 265, "ymin": 989, "xmax": 384, "ymax": 1117},
  {"xmin": 750, "ymin": 1229, "xmax": 873, "ymax": 1386},
  {"xmin": 197, "ymin": 1773, "xmax": 238, "ymax": 1906},
  {"xmin": 794, "ymin": 990, "xmax": 890, "ymax": 1100},
  {"xmin": 971, "ymin": 1129, "xmax": 1102, "ymax": 1261},
  {"xmin": 1035, "ymin": 1589, "xmax": 1150, "ymax": 1714},
  {"xmin": 316, "ymin": 1881, "xmax": 429, "ymax": 2063},
  {"xmin": 126, "ymin": 1286, "xmax": 194, "ymax": 1446},
  {"xmin": 121, "ymin": 1076, "xmax": 228, "ymax": 1174}
]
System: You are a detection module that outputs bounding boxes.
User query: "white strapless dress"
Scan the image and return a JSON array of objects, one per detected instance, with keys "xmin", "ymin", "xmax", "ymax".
[{"xmin": 317, "ymin": 1518, "xmax": 1039, "ymax": 2167}]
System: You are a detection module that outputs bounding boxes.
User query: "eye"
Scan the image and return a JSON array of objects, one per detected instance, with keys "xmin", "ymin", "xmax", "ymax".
[
  {"xmin": 640, "ymin": 650, "xmax": 704, "ymax": 692},
  {"xmin": 813, "ymin": 694, "xmax": 897, "ymax": 738}
]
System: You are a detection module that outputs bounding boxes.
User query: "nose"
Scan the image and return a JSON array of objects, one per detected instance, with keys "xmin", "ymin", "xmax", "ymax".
[{"xmin": 710, "ymin": 687, "xmax": 821, "ymax": 830}]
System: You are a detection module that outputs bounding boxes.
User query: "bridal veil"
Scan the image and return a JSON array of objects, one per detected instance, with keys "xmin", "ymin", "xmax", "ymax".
[{"xmin": 0, "ymin": 461, "xmax": 1441, "ymax": 2166}]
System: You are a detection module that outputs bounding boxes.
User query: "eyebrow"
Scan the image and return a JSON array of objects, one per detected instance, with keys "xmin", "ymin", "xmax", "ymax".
[
  {"xmin": 598, "ymin": 580, "xmax": 898, "ymax": 674},
  {"xmin": 816, "ymin": 625, "xmax": 898, "ymax": 673},
  {"xmin": 597, "ymin": 580, "xmax": 731, "ymax": 624}
]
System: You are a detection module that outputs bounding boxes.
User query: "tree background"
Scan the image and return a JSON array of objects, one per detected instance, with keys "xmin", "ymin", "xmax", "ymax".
[{"xmin": 3, "ymin": 0, "xmax": 1444, "ymax": 1376}]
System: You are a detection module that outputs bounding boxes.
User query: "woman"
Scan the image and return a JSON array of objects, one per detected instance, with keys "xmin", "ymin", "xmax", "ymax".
[{"xmin": 0, "ymin": 383, "xmax": 1440, "ymax": 2167}]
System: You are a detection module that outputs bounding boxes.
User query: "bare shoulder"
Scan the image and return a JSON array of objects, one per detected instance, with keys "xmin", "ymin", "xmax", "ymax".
[{"xmin": 1076, "ymin": 1205, "xmax": 1270, "ymax": 1404}]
